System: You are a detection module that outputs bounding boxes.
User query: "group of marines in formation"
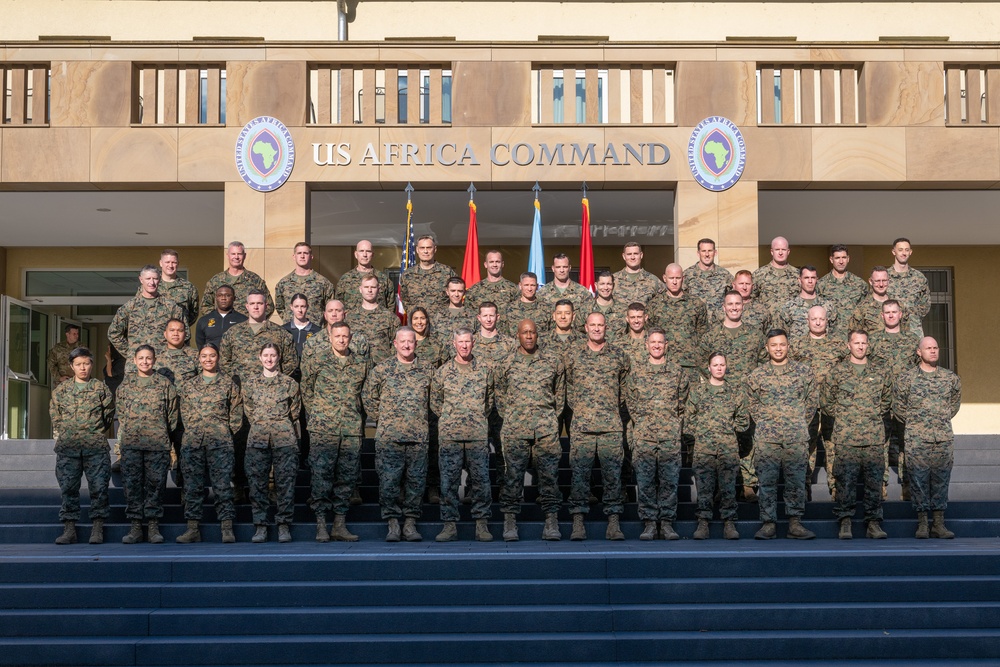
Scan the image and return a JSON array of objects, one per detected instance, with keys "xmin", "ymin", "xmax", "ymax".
[{"xmin": 47, "ymin": 234, "xmax": 961, "ymax": 545}]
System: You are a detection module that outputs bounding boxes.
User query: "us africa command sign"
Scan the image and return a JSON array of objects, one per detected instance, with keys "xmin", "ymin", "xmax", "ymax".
[
  {"xmin": 235, "ymin": 116, "xmax": 295, "ymax": 192},
  {"xmin": 688, "ymin": 116, "xmax": 746, "ymax": 191}
]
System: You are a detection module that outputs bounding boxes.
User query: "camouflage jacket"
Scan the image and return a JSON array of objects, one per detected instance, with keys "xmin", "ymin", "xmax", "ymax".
[
  {"xmin": 589, "ymin": 299, "xmax": 628, "ymax": 343},
  {"xmin": 430, "ymin": 305, "xmax": 477, "ymax": 339},
  {"xmin": 685, "ymin": 381, "xmax": 750, "ymax": 454},
  {"xmin": 612, "ymin": 268, "xmax": 664, "ymax": 307},
  {"xmin": 345, "ymin": 306, "xmax": 399, "ymax": 364},
  {"xmin": 646, "ymin": 291, "xmax": 708, "ymax": 368},
  {"xmin": 464, "ymin": 277, "xmax": 519, "ymax": 314},
  {"xmin": 822, "ymin": 360, "xmax": 892, "ymax": 448},
  {"xmin": 538, "ymin": 280, "xmax": 593, "ymax": 329},
  {"xmin": 700, "ymin": 322, "xmax": 767, "ymax": 382},
  {"xmin": 817, "ymin": 271, "xmax": 868, "ymax": 319},
  {"xmin": 336, "ymin": 267, "xmax": 395, "ymax": 312},
  {"xmin": 399, "ymin": 262, "xmax": 457, "ymax": 313},
  {"xmin": 745, "ymin": 361, "xmax": 818, "ymax": 444},
  {"xmin": 626, "ymin": 359, "xmax": 689, "ymax": 443},
  {"xmin": 539, "ymin": 329, "xmax": 582, "ymax": 409},
  {"xmin": 49, "ymin": 378, "xmax": 115, "ymax": 453},
  {"xmin": 683, "ymin": 264, "xmax": 733, "ymax": 311},
  {"xmin": 868, "ymin": 330, "xmax": 920, "ymax": 379},
  {"xmin": 712, "ymin": 298, "xmax": 772, "ymax": 334},
  {"xmin": 47, "ymin": 341, "xmax": 76, "ymax": 386},
  {"xmin": 241, "ymin": 372, "xmax": 301, "ymax": 449},
  {"xmin": 789, "ymin": 334, "xmax": 850, "ymax": 390},
  {"xmin": 892, "ymin": 365, "xmax": 962, "ymax": 442},
  {"xmin": 775, "ymin": 295, "xmax": 839, "ymax": 339},
  {"xmin": 495, "ymin": 347, "xmax": 564, "ymax": 439},
  {"xmin": 201, "ymin": 269, "xmax": 274, "ymax": 319},
  {"xmin": 887, "ymin": 267, "xmax": 930, "ymax": 324},
  {"xmin": 618, "ymin": 333, "xmax": 650, "ymax": 366},
  {"xmin": 565, "ymin": 342, "xmax": 629, "ymax": 433},
  {"xmin": 300, "ymin": 346, "xmax": 369, "ymax": 437},
  {"xmin": 501, "ymin": 299, "xmax": 551, "ymax": 337},
  {"xmin": 108, "ymin": 294, "xmax": 186, "ymax": 361},
  {"xmin": 363, "ymin": 356, "xmax": 435, "ymax": 443},
  {"xmin": 116, "ymin": 373, "xmax": 180, "ymax": 451},
  {"xmin": 432, "ymin": 357, "xmax": 494, "ymax": 441},
  {"xmin": 154, "ymin": 346, "xmax": 200, "ymax": 385},
  {"xmin": 219, "ymin": 321, "xmax": 298, "ymax": 379},
  {"xmin": 274, "ymin": 270, "xmax": 336, "ymax": 325},
  {"xmin": 302, "ymin": 326, "xmax": 371, "ymax": 362},
  {"xmin": 415, "ymin": 334, "xmax": 447, "ymax": 368},
  {"xmin": 849, "ymin": 296, "xmax": 910, "ymax": 335},
  {"xmin": 752, "ymin": 263, "xmax": 800, "ymax": 312},
  {"xmin": 443, "ymin": 331, "xmax": 512, "ymax": 368},
  {"xmin": 159, "ymin": 277, "xmax": 200, "ymax": 327},
  {"xmin": 177, "ymin": 373, "xmax": 244, "ymax": 448}
]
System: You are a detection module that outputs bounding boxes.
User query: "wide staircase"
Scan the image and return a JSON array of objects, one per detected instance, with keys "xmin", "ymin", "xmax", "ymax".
[{"xmin": 1, "ymin": 435, "xmax": 999, "ymax": 665}]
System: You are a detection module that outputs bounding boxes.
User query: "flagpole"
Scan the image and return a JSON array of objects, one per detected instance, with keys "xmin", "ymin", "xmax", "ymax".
[
  {"xmin": 462, "ymin": 182, "xmax": 481, "ymax": 287},
  {"xmin": 397, "ymin": 182, "xmax": 415, "ymax": 323},
  {"xmin": 579, "ymin": 181, "xmax": 595, "ymax": 294},
  {"xmin": 528, "ymin": 181, "xmax": 546, "ymax": 287}
]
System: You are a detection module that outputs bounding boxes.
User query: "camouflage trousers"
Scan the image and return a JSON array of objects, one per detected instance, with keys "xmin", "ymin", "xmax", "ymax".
[
  {"xmin": 439, "ymin": 439, "xmax": 491, "ymax": 521},
  {"xmin": 568, "ymin": 431, "xmax": 624, "ymax": 516},
  {"xmin": 737, "ymin": 420, "xmax": 758, "ymax": 487},
  {"xmin": 426, "ymin": 415, "xmax": 440, "ymax": 491},
  {"xmin": 906, "ymin": 438, "xmax": 954, "ymax": 513},
  {"xmin": 754, "ymin": 440, "xmax": 808, "ymax": 523},
  {"xmin": 500, "ymin": 432, "xmax": 563, "ymax": 515},
  {"xmin": 179, "ymin": 446, "xmax": 235, "ymax": 521},
  {"xmin": 56, "ymin": 449, "xmax": 111, "ymax": 522},
  {"xmin": 833, "ymin": 445, "xmax": 885, "ymax": 522},
  {"xmin": 883, "ymin": 416, "xmax": 907, "ymax": 486},
  {"xmin": 308, "ymin": 434, "xmax": 361, "ymax": 516},
  {"xmin": 488, "ymin": 408, "xmax": 504, "ymax": 484},
  {"xmin": 693, "ymin": 445, "xmax": 740, "ymax": 521},
  {"xmin": 633, "ymin": 439, "xmax": 681, "ymax": 521},
  {"xmin": 245, "ymin": 445, "xmax": 299, "ymax": 525},
  {"xmin": 807, "ymin": 411, "xmax": 836, "ymax": 491},
  {"xmin": 375, "ymin": 440, "xmax": 428, "ymax": 520},
  {"xmin": 121, "ymin": 449, "xmax": 170, "ymax": 520}
]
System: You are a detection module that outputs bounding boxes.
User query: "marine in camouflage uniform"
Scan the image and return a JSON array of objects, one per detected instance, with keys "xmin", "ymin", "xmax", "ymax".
[
  {"xmin": 300, "ymin": 322, "xmax": 369, "ymax": 536},
  {"xmin": 892, "ymin": 337, "xmax": 962, "ymax": 536},
  {"xmin": 538, "ymin": 281, "xmax": 592, "ymax": 329},
  {"xmin": 503, "ymin": 297, "xmax": 550, "ymax": 337},
  {"xmin": 540, "ymin": 301, "xmax": 582, "ymax": 438},
  {"xmin": 850, "ymin": 295, "xmax": 909, "ymax": 334},
  {"xmin": 683, "ymin": 245, "xmax": 734, "ymax": 313},
  {"xmin": 219, "ymin": 320, "xmax": 298, "ymax": 378},
  {"xmin": 645, "ymin": 274, "xmax": 708, "ymax": 381},
  {"xmin": 241, "ymin": 369, "xmax": 302, "ymax": 530},
  {"xmin": 363, "ymin": 331, "xmax": 436, "ymax": 534},
  {"xmin": 431, "ymin": 304, "xmax": 477, "ymax": 339},
  {"xmin": 565, "ymin": 313, "xmax": 630, "ymax": 538},
  {"xmin": 887, "ymin": 239, "xmax": 931, "ymax": 337},
  {"xmin": 202, "ymin": 268, "xmax": 274, "ymax": 319},
  {"xmin": 752, "ymin": 237, "xmax": 800, "ymax": 313},
  {"xmin": 777, "ymin": 295, "xmax": 838, "ymax": 340},
  {"xmin": 346, "ymin": 304, "xmax": 400, "ymax": 365},
  {"xmin": 50, "ymin": 366, "xmax": 115, "ymax": 532},
  {"xmin": 336, "ymin": 240, "xmax": 395, "ymax": 312},
  {"xmin": 177, "ymin": 370, "xmax": 243, "ymax": 524},
  {"xmin": 817, "ymin": 245, "xmax": 868, "ymax": 323},
  {"xmin": 823, "ymin": 335, "xmax": 892, "ymax": 536},
  {"xmin": 432, "ymin": 338, "xmax": 495, "ymax": 534},
  {"xmin": 625, "ymin": 331, "xmax": 689, "ymax": 536},
  {"xmin": 745, "ymin": 331, "xmax": 818, "ymax": 538},
  {"xmin": 47, "ymin": 336, "xmax": 78, "ymax": 387},
  {"xmin": 155, "ymin": 346, "xmax": 200, "ymax": 385},
  {"xmin": 398, "ymin": 257, "xmax": 457, "ymax": 313},
  {"xmin": 159, "ymin": 277, "xmax": 200, "ymax": 328},
  {"xmin": 108, "ymin": 267, "xmax": 186, "ymax": 373},
  {"xmin": 591, "ymin": 271, "xmax": 627, "ymax": 343},
  {"xmin": 117, "ymin": 369, "xmax": 180, "ymax": 524},
  {"xmin": 612, "ymin": 268, "xmax": 663, "ymax": 307},
  {"xmin": 274, "ymin": 270, "xmax": 335, "ymax": 326},
  {"xmin": 464, "ymin": 250, "xmax": 519, "ymax": 314},
  {"xmin": 496, "ymin": 320, "xmax": 565, "ymax": 538}
]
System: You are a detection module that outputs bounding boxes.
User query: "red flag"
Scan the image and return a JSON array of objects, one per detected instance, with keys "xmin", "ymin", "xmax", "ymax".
[
  {"xmin": 462, "ymin": 200, "xmax": 481, "ymax": 287},
  {"xmin": 579, "ymin": 196, "xmax": 595, "ymax": 294}
]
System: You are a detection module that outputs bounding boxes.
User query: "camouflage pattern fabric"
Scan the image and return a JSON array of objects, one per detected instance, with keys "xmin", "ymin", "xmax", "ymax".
[
  {"xmin": 155, "ymin": 347, "xmax": 200, "ymax": 385},
  {"xmin": 415, "ymin": 334, "xmax": 446, "ymax": 368},
  {"xmin": 699, "ymin": 323, "xmax": 767, "ymax": 381},
  {"xmin": 832, "ymin": 444, "xmax": 885, "ymax": 521},
  {"xmin": 683, "ymin": 264, "xmax": 733, "ymax": 312},
  {"xmin": 55, "ymin": 450, "xmax": 111, "ymax": 522},
  {"xmin": 776, "ymin": 295, "xmax": 839, "ymax": 339},
  {"xmin": 47, "ymin": 341, "xmax": 76, "ymax": 386},
  {"xmin": 308, "ymin": 434, "xmax": 361, "ymax": 516},
  {"xmin": 589, "ymin": 300, "xmax": 627, "ymax": 343},
  {"xmin": 219, "ymin": 321, "xmax": 298, "ymax": 378},
  {"xmin": 887, "ymin": 267, "xmax": 930, "ymax": 335},
  {"xmin": 538, "ymin": 280, "xmax": 594, "ymax": 326},
  {"xmin": 375, "ymin": 440, "xmax": 428, "ymax": 519},
  {"xmin": 108, "ymin": 295, "xmax": 186, "ymax": 368},
  {"xmin": 905, "ymin": 438, "xmax": 955, "ymax": 512},
  {"xmin": 336, "ymin": 267, "xmax": 395, "ymax": 312},
  {"xmin": 850, "ymin": 297, "xmax": 911, "ymax": 335},
  {"xmin": 712, "ymin": 298, "xmax": 772, "ymax": 334},
  {"xmin": 817, "ymin": 271, "xmax": 868, "ymax": 320},
  {"xmin": 159, "ymin": 277, "xmax": 200, "ymax": 327},
  {"xmin": 241, "ymin": 372, "xmax": 301, "ymax": 525},
  {"xmin": 274, "ymin": 270, "xmax": 336, "ymax": 325},
  {"xmin": 646, "ymin": 292, "xmax": 708, "ymax": 369},
  {"xmin": 430, "ymin": 305, "xmax": 477, "ymax": 340},
  {"xmin": 179, "ymin": 447, "xmax": 236, "ymax": 521},
  {"xmin": 868, "ymin": 330, "xmax": 920, "ymax": 378},
  {"xmin": 303, "ymin": 326, "xmax": 371, "ymax": 363},
  {"xmin": 201, "ymin": 268, "xmax": 274, "ymax": 319},
  {"xmin": 612, "ymin": 268, "xmax": 664, "ymax": 307},
  {"xmin": 439, "ymin": 439, "xmax": 492, "ymax": 521},
  {"xmin": 345, "ymin": 306, "xmax": 399, "ymax": 364},
  {"xmin": 464, "ymin": 277, "xmax": 519, "ymax": 314},
  {"xmin": 399, "ymin": 262, "xmax": 457, "ymax": 313},
  {"xmin": 687, "ymin": 382, "xmax": 748, "ymax": 521},
  {"xmin": 501, "ymin": 299, "xmax": 550, "ymax": 337},
  {"xmin": 121, "ymin": 449, "xmax": 171, "ymax": 520},
  {"xmin": 751, "ymin": 263, "xmax": 800, "ymax": 312}
]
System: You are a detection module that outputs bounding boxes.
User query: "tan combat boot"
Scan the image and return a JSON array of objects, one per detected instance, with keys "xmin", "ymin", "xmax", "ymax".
[
  {"xmin": 436, "ymin": 521, "xmax": 458, "ymax": 542},
  {"xmin": 692, "ymin": 519, "xmax": 710, "ymax": 540},
  {"xmin": 915, "ymin": 512, "xmax": 929, "ymax": 539},
  {"xmin": 866, "ymin": 521, "xmax": 887, "ymax": 539},
  {"xmin": 176, "ymin": 520, "xmax": 201, "ymax": 544},
  {"xmin": 639, "ymin": 520, "xmax": 657, "ymax": 541},
  {"xmin": 660, "ymin": 520, "xmax": 680, "ymax": 541},
  {"xmin": 786, "ymin": 517, "xmax": 815, "ymax": 540},
  {"xmin": 570, "ymin": 514, "xmax": 587, "ymax": 541},
  {"xmin": 541, "ymin": 513, "xmax": 561, "ymax": 541},
  {"xmin": 220, "ymin": 520, "xmax": 236, "ymax": 543},
  {"xmin": 742, "ymin": 485, "xmax": 758, "ymax": 503},
  {"xmin": 385, "ymin": 518, "xmax": 401, "ymax": 542},
  {"xmin": 475, "ymin": 519, "xmax": 493, "ymax": 542},
  {"xmin": 252, "ymin": 524, "xmax": 268, "ymax": 543},
  {"xmin": 89, "ymin": 519, "xmax": 104, "ymax": 545},
  {"xmin": 315, "ymin": 513, "xmax": 330, "ymax": 543},
  {"xmin": 723, "ymin": 520, "xmax": 740, "ymax": 540},
  {"xmin": 146, "ymin": 520, "xmax": 164, "ymax": 544},
  {"xmin": 277, "ymin": 524, "xmax": 292, "ymax": 543},
  {"xmin": 331, "ymin": 514, "xmax": 359, "ymax": 542},
  {"xmin": 754, "ymin": 522, "xmax": 776, "ymax": 540},
  {"xmin": 606, "ymin": 514, "xmax": 625, "ymax": 541},
  {"xmin": 838, "ymin": 517, "xmax": 853, "ymax": 540},
  {"xmin": 402, "ymin": 517, "xmax": 422, "ymax": 542},
  {"xmin": 502, "ymin": 513, "xmax": 519, "ymax": 542},
  {"xmin": 55, "ymin": 521, "xmax": 77, "ymax": 545},
  {"xmin": 930, "ymin": 511, "xmax": 955, "ymax": 539},
  {"xmin": 122, "ymin": 520, "xmax": 144, "ymax": 544}
]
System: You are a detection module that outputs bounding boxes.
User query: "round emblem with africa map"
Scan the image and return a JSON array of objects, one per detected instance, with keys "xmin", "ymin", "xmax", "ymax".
[
  {"xmin": 687, "ymin": 116, "xmax": 746, "ymax": 192},
  {"xmin": 235, "ymin": 116, "xmax": 295, "ymax": 192}
]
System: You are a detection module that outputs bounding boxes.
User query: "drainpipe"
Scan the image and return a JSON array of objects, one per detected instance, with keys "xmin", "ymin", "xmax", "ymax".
[{"xmin": 338, "ymin": 0, "xmax": 349, "ymax": 41}]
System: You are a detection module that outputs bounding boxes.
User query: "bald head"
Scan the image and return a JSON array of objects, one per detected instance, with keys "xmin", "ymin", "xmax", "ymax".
[
  {"xmin": 917, "ymin": 336, "xmax": 940, "ymax": 368},
  {"xmin": 663, "ymin": 263, "xmax": 684, "ymax": 295},
  {"xmin": 770, "ymin": 236, "xmax": 791, "ymax": 267},
  {"xmin": 807, "ymin": 304, "xmax": 828, "ymax": 336}
]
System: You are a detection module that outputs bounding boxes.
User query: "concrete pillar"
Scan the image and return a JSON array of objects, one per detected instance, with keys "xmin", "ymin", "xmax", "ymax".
[{"xmin": 674, "ymin": 179, "xmax": 759, "ymax": 274}]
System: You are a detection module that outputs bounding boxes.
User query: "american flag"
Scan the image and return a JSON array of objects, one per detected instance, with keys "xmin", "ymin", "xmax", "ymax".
[{"xmin": 396, "ymin": 187, "xmax": 416, "ymax": 322}]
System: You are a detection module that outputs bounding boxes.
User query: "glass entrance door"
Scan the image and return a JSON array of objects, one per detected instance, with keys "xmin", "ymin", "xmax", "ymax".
[{"xmin": 1, "ymin": 296, "xmax": 34, "ymax": 439}]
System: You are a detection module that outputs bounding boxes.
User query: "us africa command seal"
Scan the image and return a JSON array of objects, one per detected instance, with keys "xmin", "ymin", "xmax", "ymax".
[
  {"xmin": 235, "ymin": 116, "xmax": 295, "ymax": 192},
  {"xmin": 688, "ymin": 116, "xmax": 746, "ymax": 191}
]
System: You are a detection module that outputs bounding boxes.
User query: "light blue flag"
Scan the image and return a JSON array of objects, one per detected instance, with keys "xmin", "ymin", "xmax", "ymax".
[{"xmin": 528, "ymin": 199, "xmax": 546, "ymax": 287}]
